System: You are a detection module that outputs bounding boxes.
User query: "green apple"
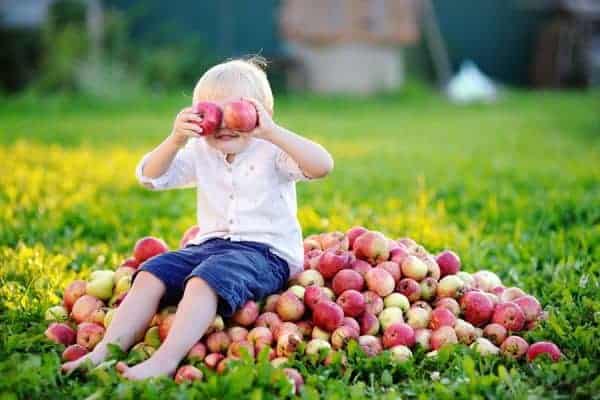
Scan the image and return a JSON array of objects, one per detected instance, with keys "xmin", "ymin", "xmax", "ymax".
[
  {"xmin": 45, "ymin": 305, "xmax": 69, "ymax": 322},
  {"xmin": 384, "ymin": 293, "xmax": 410, "ymax": 312},
  {"xmin": 128, "ymin": 343, "xmax": 156, "ymax": 363},
  {"xmin": 115, "ymin": 275, "xmax": 131, "ymax": 295},
  {"xmin": 86, "ymin": 270, "xmax": 115, "ymax": 300},
  {"xmin": 144, "ymin": 326, "xmax": 162, "ymax": 348},
  {"xmin": 378, "ymin": 307, "xmax": 404, "ymax": 330}
]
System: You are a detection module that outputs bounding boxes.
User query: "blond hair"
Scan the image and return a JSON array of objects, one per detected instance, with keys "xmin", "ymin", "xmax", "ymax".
[{"xmin": 193, "ymin": 56, "xmax": 274, "ymax": 113}]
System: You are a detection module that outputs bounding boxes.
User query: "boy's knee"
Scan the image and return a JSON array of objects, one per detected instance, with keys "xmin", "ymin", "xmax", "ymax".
[
  {"xmin": 133, "ymin": 271, "xmax": 165, "ymax": 293},
  {"xmin": 185, "ymin": 277, "xmax": 217, "ymax": 298}
]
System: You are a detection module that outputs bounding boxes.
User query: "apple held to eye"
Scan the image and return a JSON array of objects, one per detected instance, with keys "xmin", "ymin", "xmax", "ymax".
[
  {"xmin": 223, "ymin": 100, "xmax": 258, "ymax": 132},
  {"xmin": 192, "ymin": 101, "xmax": 223, "ymax": 136}
]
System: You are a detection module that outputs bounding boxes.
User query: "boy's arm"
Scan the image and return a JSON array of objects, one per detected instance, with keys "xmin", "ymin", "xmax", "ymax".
[
  {"xmin": 245, "ymin": 99, "xmax": 334, "ymax": 179},
  {"xmin": 136, "ymin": 107, "xmax": 202, "ymax": 189}
]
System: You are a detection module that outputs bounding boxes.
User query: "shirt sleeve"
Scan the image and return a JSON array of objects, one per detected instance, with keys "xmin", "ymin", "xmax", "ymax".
[
  {"xmin": 274, "ymin": 148, "xmax": 313, "ymax": 182},
  {"xmin": 135, "ymin": 141, "xmax": 197, "ymax": 190}
]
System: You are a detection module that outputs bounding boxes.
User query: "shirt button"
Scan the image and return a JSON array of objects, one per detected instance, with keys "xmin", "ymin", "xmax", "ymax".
[
  {"xmin": 229, "ymin": 219, "xmax": 234, "ymax": 224},
  {"xmin": 229, "ymin": 194, "xmax": 234, "ymax": 200}
]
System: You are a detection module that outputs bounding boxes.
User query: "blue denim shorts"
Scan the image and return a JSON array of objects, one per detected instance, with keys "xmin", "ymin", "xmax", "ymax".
[{"xmin": 134, "ymin": 238, "xmax": 290, "ymax": 317}]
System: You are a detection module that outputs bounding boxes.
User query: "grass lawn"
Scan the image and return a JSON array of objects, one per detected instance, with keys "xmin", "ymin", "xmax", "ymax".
[{"xmin": 1, "ymin": 86, "xmax": 599, "ymax": 399}]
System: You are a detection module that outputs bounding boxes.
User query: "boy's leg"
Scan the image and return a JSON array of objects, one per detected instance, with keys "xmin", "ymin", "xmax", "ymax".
[
  {"xmin": 61, "ymin": 271, "xmax": 165, "ymax": 373},
  {"xmin": 117, "ymin": 276, "xmax": 217, "ymax": 380}
]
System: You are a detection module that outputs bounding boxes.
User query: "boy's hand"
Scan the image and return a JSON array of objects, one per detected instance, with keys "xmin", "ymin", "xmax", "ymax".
[
  {"xmin": 170, "ymin": 107, "xmax": 203, "ymax": 147},
  {"xmin": 243, "ymin": 98, "xmax": 278, "ymax": 140}
]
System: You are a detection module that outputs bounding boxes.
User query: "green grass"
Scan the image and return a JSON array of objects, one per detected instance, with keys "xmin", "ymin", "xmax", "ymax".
[{"xmin": 1, "ymin": 86, "xmax": 599, "ymax": 399}]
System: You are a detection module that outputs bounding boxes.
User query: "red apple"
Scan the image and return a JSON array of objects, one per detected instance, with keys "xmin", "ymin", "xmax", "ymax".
[
  {"xmin": 283, "ymin": 368, "xmax": 304, "ymax": 395},
  {"xmin": 513, "ymin": 295, "xmax": 542, "ymax": 322},
  {"xmin": 429, "ymin": 307, "xmax": 456, "ymax": 330},
  {"xmin": 421, "ymin": 254, "xmax": 441, "ymax": 281},
  {"xmin": 45, "ymin": 323, "xmax": 76, "ymax": 346},
  {"xmin": 377, "ymin": 261, "xmax": 401, "ymax": 283},
  {"xmin": 358, "ymin": 335, "xmax": 382, "ymax": 357},
  {"xmin": 276, "ymin": 291, "xmax": 305, "ymax": 321},
  {"xmin": 332, "ymin": 269, "xmax": 364, "ymax": 295},
  {"xmin": 331, "ymin": 325, "xmax": 359, "ymax": 350},
  {"xmin": 363, "ymin": 291, "xmax": 384, "ymax": 315},
  {"xmin": 436, "ymin": 250, "xmax": 461, "ymax": 277},
  {"xmin": 180, "ymin": 225, "xmax": 200, "ymax": 248},
  {"xmin": 227, "ymin": 327, "xmax": 249, "ymax": 342},
  {"xmin": 204, "ymin": 353, "xmax": 225, "ymax": 369},
  {"xmin": 63, "ymin": 280, "xmax": 87, "ymax": 311},
  {"xmin": 500, "ymin": 287, "xmax": 526, "ymax": 302},
  {"xmin": 71, "ymin": 295, "xmax": 103, "ymax": 324},
  {"xmin": 341, "ymin": 317, "xmax": 360, "ymax": 335},
  {"xmin": 62, "ymin": 344, "xmax": 89, "ymax": 361},
  {"xmin": 276, "ymin": 332, "xmax": 303, "ymax": 357},
  {"xmin": 364, "ymin": 267, "xmax": 395, "ymax": 297},
  {"xmin": 228, "ymin": 340, "xmax": 255, "ymax": 359},
  {"xmin": 492, "ymin": 302, "xmax": 526, "ymax": 331},
  {"xmin": 304, "ymin": 285, "xmax": 325, "ymax": 309},
  {"xmin": 263, "ymin": 294, "xmax": 280, "ymax": 313},
  {"xmin": 359, "ymin": 312, "xmax": 380, "ymax": 335},
  {"xmin": 317, "ymin": 249, "xmax": 351, "ymax": 279},
  {"xmin": 296, "ymin": 269, "xmax": 325, "ymax": 287},
  {"xmin": 434, "ymin": 297, "xmax": 461, "ymax": 316},
  {"xmin": 273, "ymin": 322, "xmax": 301, "ymax": 341},
  {"xmin": 430, "ymin": 326, "xmax": 458, "ymax": 350},
  {"xmin": 336, "ymin": 289, "xmax": 366, "ymax": 317},
  {"xmin": 223, "ymin": 100, "xmax": 257, "ymax": 132},
  {"xmin": 121, "ymin": 257, "xmax": 140, "ymax": 269},
  {"xmin": 397, "ymin": 278, "xmax": 421, "ymax": 302},
  {"xmin": 501, "ymin": 335, "xmax": 529, "ymax": 359},
  {"xmin": 174, "ymin": 364, "xmax": 203, "ymax": 383},
  {"xmin": 319, "ymin": 231, "xmax": 349, "ymax": 251},
  {"xmin": 255, "ymin": 312, "xmax": 282, "ymax": 333},
  {"xmin": 382, "ymin": 322, "xmax": 415, "ymax": 349},
  {"xmin": 192, "ymin": 101, "xmax": 223, "ymax": 136},
  {"xmin": 482, "ymin": 323, "xmax": 507, "ymax": 346},
  {"xmin": 460, "ymin": 291, "xmax": 494, "ymax": 326},
  {"xmin": 186, "ymin": 342, "xmax": 207, "ymax": 362},
  {"xmin": 248, "ymin": 326, "xmax": 273, "ymax": 349},
  {"xmin": 389, "ymin": 245, "xmax": 410, "ymax": 265},
  {"xmin": 232, "ymin": 300, "xmax": 259, "ymax": 326},
  {"xmin": 350, "ymin": 259, "xmax": 372, "ymax": 276},
  {"xmin": 76, "ymin": 322, "xmax": 105, "ymax": 350},
  {"xmin": 346, "ymin": 226, "xmax": 368, "ymax": 250},
  {"xmin": 216, "ymin": 357, "xmax": 233, "ymax": 374},
  {"xmin": 312, "ymin": 301, "xmax": 344, "ymax": 332},
  {"xmin": 527, "ymin": 341, "xmax": 562, "ymax": 362},
  {"xmin": 303, "ymin": 249, "xmax": 323, "ymax": 270},
  {"xmin": 353, "ymin": 231, "xmax": 390, "ymax": 265},
  {"xmin": 206, "ymin": 331, "xmax": 231, "ymax": 354},
  {"xmin": 133, "ymin": 236, "xmax": 168, "ymax": 263}
]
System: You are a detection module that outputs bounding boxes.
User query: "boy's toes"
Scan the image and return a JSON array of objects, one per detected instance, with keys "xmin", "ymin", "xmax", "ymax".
[{"xmin": 116, "ymin": 361, "xmax": 129, "ymax": 375}]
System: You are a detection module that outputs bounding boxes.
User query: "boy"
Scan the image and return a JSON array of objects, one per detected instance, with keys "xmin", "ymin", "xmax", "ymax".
[{"xmin": 61, "ymin": 57, "xmax": 333, "ymax": 380}]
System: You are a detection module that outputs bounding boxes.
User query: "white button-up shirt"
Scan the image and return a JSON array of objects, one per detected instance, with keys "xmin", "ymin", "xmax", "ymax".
[{"xmin": 135, "ymin": 137, "xmax": 310, "ymax": 277}]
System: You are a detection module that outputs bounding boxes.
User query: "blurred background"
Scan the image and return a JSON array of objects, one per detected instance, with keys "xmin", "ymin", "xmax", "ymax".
[{"xmin": 2, "ymin": 0, "xmax": 600, "ymax": 97}]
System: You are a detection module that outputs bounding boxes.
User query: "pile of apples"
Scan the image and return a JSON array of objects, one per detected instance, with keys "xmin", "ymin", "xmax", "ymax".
[{"xmin": 45, "ymin": 226, "xmax": 562, "ymax": 390}]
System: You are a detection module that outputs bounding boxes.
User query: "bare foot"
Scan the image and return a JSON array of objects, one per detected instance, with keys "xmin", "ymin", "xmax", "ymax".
[
  {"xmin": 61, "ymin": 344, "xmax": 108, "ymax": 374},
  {"xmin": 116, "ymin": 356, "xmax": 178, "ymax": 381}
]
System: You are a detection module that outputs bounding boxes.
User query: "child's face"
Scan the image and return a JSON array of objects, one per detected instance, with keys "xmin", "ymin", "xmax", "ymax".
[{"xmin": 203, "ymin": 96, "xmax": 253, "ymax": 155}]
